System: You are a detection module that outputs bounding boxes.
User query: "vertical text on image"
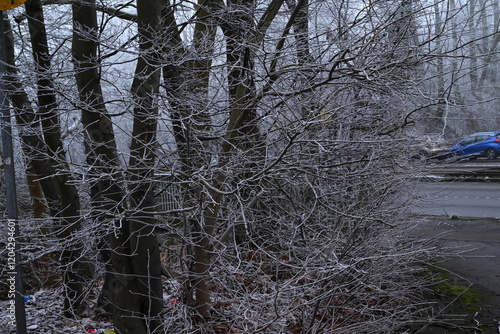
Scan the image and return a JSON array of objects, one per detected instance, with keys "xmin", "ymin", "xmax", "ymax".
[{"xmin": 6, "ymin": 219, "xmax": 17, "ymax": 326}]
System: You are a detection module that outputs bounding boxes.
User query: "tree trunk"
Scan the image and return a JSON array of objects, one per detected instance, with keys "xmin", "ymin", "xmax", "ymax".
[
  {"xmin": 114, "ymin": 0, "xmax": 164, "ymax": 331},
  {"xmin": 71, "ymin": 0, "xmax": 127, "ymax": 314},
  {"xmin": 4, "ymin": 15, "xmax": 90, "ymax": 315},
  {"xmin": 24, "ymin": 0, "xmax": 92, "ymax": 316},
  {"xmin": 433, "ymin": 0, "xmax": 446, "ymax": 132},
  {"xmin": 161, "ymin": 0, "xmax": 220, "ymax": 319},
  {"xmin": 24, "ymin": 163, "xmax": 59, "ymax": 287}
]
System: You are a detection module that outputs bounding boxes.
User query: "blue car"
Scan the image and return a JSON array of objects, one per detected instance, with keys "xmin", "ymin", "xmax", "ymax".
[{"xmin": 449, "ymin": 132, "xmax": 500, "ymax": 160}]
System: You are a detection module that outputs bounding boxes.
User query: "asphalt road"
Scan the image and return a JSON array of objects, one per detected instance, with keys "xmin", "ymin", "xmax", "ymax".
[
  {"xmin": 412, "ymin": 180, "xmax": 500, "ymax": 332},
  {"xmin": 413, "ymin": 181, "xmax": 500, "ymax": 218},
  {"xmin": 413, "ymin": 216, "xmax": 500, "ymax": 333}
]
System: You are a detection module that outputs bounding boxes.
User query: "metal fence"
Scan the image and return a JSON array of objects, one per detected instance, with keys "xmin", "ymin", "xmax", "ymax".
[{"xmin": 154, "ymin": 173, "xmax": 182, "ymax": 214}]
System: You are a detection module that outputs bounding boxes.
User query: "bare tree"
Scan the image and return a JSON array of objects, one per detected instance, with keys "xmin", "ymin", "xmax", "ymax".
[
  {"xmin": 72, "ymin": 0, "xmax": 164, "ymax": 330},
  {"xmin": 423, "ymin": 0, "xmax": 500, "ymax": 136},
  {"xmin": 3, "ymin": 11, "xmax": 92, "ymax": 316}
]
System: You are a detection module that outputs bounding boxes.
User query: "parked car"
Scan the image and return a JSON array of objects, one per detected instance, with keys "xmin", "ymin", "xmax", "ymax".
[
  {"xmin": 411, "ymin": 135, "xmax": 450, "ymax": 161},
  {"xmin": 449, "ymin": 131, "xmax": 500, "ymax": 160}
]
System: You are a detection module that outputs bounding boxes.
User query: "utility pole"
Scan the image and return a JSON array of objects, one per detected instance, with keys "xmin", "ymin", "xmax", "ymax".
[{"xmin": 0, "ymin": 10, "xmax": 27, "ymax": 334}]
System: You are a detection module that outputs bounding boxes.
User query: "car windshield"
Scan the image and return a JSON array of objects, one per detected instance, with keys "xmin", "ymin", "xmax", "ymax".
[{"xmin": 423, "ymin": 136, "xmax": 446, "ymax": 146}]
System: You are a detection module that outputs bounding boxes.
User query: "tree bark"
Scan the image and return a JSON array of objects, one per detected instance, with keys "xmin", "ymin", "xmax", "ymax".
[
  {"xmin": 5, "ymin": 14, "xmax": 90, "ymax": 315},
  {"xmin": 161, "ymin": 0, "xmax": 283, "ymax": 319},
  {"xmin": 161, "ymin": 0, "xmax": 220, "ymax": 319},
  {"xmin": 25, "ymin": 0, "xmax": 91, "ymax": 316},
  {"xmin": 71, "ymin": 0, "xmax": 126, "ymax": 314},
  {"xmin": 116, "ymin": 0, "xmax": 164, "ymax": 331}
]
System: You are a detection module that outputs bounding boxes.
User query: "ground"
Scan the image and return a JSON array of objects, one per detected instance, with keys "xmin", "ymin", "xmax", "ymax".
[
  {"xmin": 1, "ymin": 215, "xmax": 499, "ymax": 333},
  {"xmin": 411, "ymin": 215, "xmax": 500, "ymax": 334}
]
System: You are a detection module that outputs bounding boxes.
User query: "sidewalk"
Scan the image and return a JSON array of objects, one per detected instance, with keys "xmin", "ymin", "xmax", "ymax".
[{"xmin": 412, "ymin": 215, "xmax": 500, "ymax": 333}]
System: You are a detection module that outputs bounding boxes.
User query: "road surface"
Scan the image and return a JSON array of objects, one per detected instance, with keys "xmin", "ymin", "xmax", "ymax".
[
  {"xmin": 413, "ymin": 181, "xmax": 500, "ymax": 218},
  {"xmin": 412, "ymin": 180, "xmax": 500, "ymax": 333}
]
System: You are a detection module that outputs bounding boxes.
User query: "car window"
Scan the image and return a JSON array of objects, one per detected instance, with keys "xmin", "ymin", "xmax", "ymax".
[
  {"xmin": 475, "ymin": 135, "xmax": 490, "ymax": 142},
  {"xmin": 460, "ymin": 137, "xmax": 476, "ymax": 146},
  {"xmin": 481, "ymin": 135, "xmax": 495, "ymax": 142}
]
